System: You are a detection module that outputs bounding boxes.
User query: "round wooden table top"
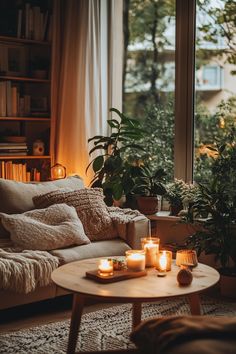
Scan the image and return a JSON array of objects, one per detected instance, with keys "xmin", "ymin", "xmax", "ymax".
[{"xmin": 51, "ymin": 258, "xmax": 220, "ymax": 302}]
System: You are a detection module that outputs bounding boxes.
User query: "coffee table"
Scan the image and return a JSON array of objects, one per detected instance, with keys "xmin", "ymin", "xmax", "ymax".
[{"xmin": 51, "ymin": 258, "xmax": 219, "ymax": 354}]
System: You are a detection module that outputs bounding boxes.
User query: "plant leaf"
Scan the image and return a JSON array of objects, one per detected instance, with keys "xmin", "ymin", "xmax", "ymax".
[{"xmin": 93, "ymin": 156, "xmax": 104, "ymax": 172}]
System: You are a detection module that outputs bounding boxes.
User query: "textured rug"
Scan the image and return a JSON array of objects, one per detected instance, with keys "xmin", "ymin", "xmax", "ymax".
[{"xmin": 0, "ymin": 296, "xmax": 236, "ymax": 354}]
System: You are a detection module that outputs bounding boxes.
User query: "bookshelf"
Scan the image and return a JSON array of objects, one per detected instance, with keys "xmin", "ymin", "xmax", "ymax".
[{"xmin": 0, "ymin": 0, "xmax": 53, "ymax": 182}]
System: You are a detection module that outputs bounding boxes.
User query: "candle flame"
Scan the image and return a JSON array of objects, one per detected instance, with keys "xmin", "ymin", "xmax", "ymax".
[{"xmin": 159, "ymin": 252, "xmax": 167, "ymax": 271}]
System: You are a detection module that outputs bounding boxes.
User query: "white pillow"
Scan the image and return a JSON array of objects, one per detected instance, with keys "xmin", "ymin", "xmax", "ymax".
[{"xmin": 0, "ymin": 204, "xmax": 90, "ymax": 251}]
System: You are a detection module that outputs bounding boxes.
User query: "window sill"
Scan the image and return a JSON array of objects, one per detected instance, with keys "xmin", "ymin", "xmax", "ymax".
[{"xmin": 146, "ymin": 211, "xmax": 180, "ymax": 221}]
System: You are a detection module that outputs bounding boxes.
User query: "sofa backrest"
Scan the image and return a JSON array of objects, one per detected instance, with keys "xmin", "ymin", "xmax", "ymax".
[{"xmin": 0, "ymin": 175, "xmax": 84, "ymax": 238}]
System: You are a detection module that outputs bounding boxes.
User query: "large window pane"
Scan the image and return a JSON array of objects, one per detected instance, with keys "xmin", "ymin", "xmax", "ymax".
[
  {"xmin": 194, "ymin": 0, "xmax": 236, "ymax": 182},
  {"xmin": 122, "ymin": 0, "xmax": 175, "ymax": 181}
]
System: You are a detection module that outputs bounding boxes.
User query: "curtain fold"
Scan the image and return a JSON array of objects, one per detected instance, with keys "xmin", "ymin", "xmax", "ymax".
[{"xmin": 51, "ymin": 0, "xmax": 123, "ymax": 185}]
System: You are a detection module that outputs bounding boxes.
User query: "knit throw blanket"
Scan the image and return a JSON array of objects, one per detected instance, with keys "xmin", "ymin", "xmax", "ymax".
[
  {"xmin": 0, "ymin": 248, "xmax": 59, "ymax": 294},
  {"xmin": 108, "ymin": 206, "xmax": 144, "ymax": 239}
]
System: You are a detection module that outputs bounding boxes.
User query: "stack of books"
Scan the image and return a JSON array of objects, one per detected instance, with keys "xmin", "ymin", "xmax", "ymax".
[
  {"xmin": 0, "ymin": 142, "xmax": 28, "ymax": 156},
  {"xmin": 0, "ymin": 162, "xmax": 41, "ymax": 182}
]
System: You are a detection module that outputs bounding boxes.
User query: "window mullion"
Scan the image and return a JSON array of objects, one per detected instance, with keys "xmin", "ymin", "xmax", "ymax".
[{"xmin": 174, "ymin": 0, "xmax": 196, "ymax": 182}]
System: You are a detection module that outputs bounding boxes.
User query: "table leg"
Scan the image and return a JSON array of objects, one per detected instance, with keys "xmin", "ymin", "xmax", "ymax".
[
  {"xmin": 67, "ymin": 294, "xmax": 85, "ymax": 354},
  {"xmin": 132, "ymin": 302, "xmax": 142, "ymax": 329},
  {"xmin": 187, "ymin": 293, "xmax": 201, "ymax": 315}
]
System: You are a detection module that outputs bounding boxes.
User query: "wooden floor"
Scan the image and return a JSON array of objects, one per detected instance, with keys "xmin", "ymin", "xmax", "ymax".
[{"xmin": 0, "ymin": 295, "xmax": 114, "ymax": 333}]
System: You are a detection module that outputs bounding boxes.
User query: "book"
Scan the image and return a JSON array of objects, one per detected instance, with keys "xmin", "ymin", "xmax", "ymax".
[
  {"xmin": 0, "ymin": 81, "xmax": 7, "ymax": 117},
  {"xmin": 17, "ymin": 9, "xmax": 23, "ymax": 38},
  {"xmin": 6, "ymin": 81, "xmax": 12, "ymax": 116},
  {"xmin": 11, "ymin": 86, "xmax": 18, "ymax": 116}
]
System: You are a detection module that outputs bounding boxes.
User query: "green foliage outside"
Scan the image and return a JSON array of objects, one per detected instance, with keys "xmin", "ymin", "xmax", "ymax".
[{"xmin": 123, "ymin": 0, "xmax": 236, "ymax": 184}]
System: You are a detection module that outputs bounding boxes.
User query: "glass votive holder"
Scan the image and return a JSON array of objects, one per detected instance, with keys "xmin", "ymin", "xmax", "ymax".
[
  {"xmin": 125, "ymin": 250, "xmax": 146, "ymax": 271},
  {"xmin": 156, "ymin": 250, "xmax": 172, "ymax": 272},
  {"xmin": 176, "ymin": 249, "xmax": 198, "ymax": 267},
  {"xmin": 98, "ymin": 259, "xmax": 113, "ymax": 277},
  {"xmin": 141, "ymin": 237, "xmax": 160, "ymax": 267}
]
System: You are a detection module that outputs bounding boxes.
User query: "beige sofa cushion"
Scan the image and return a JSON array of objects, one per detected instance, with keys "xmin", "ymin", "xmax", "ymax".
[
  {"xmin": 1, "ymin": 204, "xmax": 90, "ymax": 251},
  {"xmin": 50, "ymin": 239, "xmax": 130, "ymax": 264},
  {"xmin": 0, "ymin": 175, "xmax": 84, "ymax": 214},
  {"xmin": 33, "ymin": 188, "xmax": 118, "ymax": 241},
  {"xmin": 0, "ymin": 175, "xmax": 84, "ymax": 239}
]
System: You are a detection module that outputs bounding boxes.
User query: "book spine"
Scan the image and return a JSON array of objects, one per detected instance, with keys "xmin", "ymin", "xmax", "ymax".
[{"xmin": 17, "ymin": 9, "xmax": 23, "ymax": 38}]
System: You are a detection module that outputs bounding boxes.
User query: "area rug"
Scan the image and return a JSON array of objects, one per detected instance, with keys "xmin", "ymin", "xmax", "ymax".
[{"xmin": 0, "ymin": 296, "xmax": 235, "ymax": 354}]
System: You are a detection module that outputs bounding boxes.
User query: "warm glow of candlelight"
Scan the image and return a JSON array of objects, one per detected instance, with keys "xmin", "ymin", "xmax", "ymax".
[
  {"xmin": 141, "ymin": 237, "xmax": 160, "ymax": 267},
  {"xmin": 159, "ymin": 251, "xmax": 167, "ymax": 271},
  {"xmin": 126, "ymin": 250, "xmax": 145, "ymax": 271},
  {"xmin": 98, "ymin": 259, "xmax": 113, "ymax": 276}
]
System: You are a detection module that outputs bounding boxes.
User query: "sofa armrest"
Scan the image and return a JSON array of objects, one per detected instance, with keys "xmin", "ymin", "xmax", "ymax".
[{"xmin": 125, "ymin": 215, "xmax": 150, "ymax": 249}]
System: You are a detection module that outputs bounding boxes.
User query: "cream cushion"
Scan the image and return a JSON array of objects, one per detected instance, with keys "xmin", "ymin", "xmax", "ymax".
[
  {"xmin": 0, "ymin": 175, "xmax": 84, "ymax": 214},
  {"xmin": 33, "ymin": 188, "xmax": 118, "ymax": 241},
  {"xmin": 0, "ymin": 204, "xmax": 90, "ymax": 251},
  {"xmin": 0, "ymin": 175, "xmax": 84, "ymax": 239},
  {"xmin": 50, "ymin": 239, "xmax": 130, "ymax": 264}
]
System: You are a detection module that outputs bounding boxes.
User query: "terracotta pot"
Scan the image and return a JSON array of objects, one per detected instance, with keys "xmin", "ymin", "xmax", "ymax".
[
  {"xmin": 136, "ymin": 195, "xmax": 159, "ymax": 215},
  {"xmin": 170, "ymin": 204, "xmax": 183, "ymax": 216}
]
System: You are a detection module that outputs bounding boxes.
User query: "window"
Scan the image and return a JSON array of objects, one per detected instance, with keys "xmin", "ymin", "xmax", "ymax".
[
  {"xmin": 194, "ymin": 0, "xmax": 236, "ymax": 183},
  {"xmin": 122, "ymin": 0, "xmax": 175, "ymax": 181},
  {"xmin": 122, "ymin": 0, "xmax": 236, "ymax": 184}
]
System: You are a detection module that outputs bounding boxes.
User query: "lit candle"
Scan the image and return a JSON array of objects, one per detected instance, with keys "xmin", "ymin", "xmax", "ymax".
[
  {"xmin": 141, "ymin": 237, "xmax": 160, "ymax": 267},
  {"xmin": 159, "ymin": 252, "xmax": 167, "ymax": 271},
  {"xmin": 126, "ymin": 250, "xmax": 145, "ymax": 271},
  {"xmin": 157, "ymin": 251, "xmax": 167, "ymax": 277},
  {"xmin": 98, "ymin": 259, "xmax": 113, "ymax": 277},
  {"xmin": 156, "ymin": 250, "xmax": 172, "ymax": 276}
]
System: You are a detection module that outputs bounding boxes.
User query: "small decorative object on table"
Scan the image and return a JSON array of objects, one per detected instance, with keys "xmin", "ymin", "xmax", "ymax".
[
  {"xmin": 125, "ymin": 250, "xmax": 146, "ymax": 271},
  {"xmin": 141, "ymin": 237, "xmax": 160, "ymax": 267},
  {"xmin": 177, "ymin": 264, "xmax": 193, "ymax": 286},
  {"xmin": 156, "ymin": 250, "xmax": 172, "ymax": 274},
  {"xmin": 176, "ymin": 249, "xmax": 198, "ymax": 267},
  {"xmin": 108, "ymin": 258, "xmax": 126, "ymax": 270}
]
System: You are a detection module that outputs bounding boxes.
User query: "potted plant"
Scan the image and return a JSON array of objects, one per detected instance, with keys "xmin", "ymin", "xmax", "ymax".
[
  {"xmin": 165, "ymin": 179, "xmax": 197, "ymax": 216},
  {"xmin": 86, "ymin": 108, "xmax": 145, "ymax": 205},
  {"xmin": 131, "ymin": 165, "xmax": 167, "ymax": 215},
  {"xmin": 182, "ymin": 127, "xmax": 236, "ymax": 297}
]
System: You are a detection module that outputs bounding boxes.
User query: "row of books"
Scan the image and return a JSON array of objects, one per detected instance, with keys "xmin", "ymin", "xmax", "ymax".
[
  {"xmin": 0, "ymin": 142, "xmax": 28, "ymax": 156},
  {"xmin": 0, "ymin": 161, "xmax": 41, "ymax": 182},
  {"xmin": 17, "ymin": 3, "xmax": 52, "ymax": 41},
  {"xmin": 0, "ymin": 81, "xmax": 48, "ymax": 117}
]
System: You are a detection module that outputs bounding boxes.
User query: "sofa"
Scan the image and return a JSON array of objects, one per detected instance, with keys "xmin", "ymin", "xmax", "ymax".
[{"xmin": 0, "ymin": 176, "xmax": 149, "ymax": 310}]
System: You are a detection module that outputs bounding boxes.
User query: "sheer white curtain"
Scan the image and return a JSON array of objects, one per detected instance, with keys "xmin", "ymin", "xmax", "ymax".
[{"xmin": 51, "ymin": 0, "xmax": 123, "ymax": 185}]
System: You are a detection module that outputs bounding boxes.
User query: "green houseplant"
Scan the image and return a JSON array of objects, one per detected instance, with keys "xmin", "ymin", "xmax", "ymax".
[
  {"xmin": 182, "ymin": 126, "xmax": 236, "ymax": 296},
  {"xmin": 131, "ymin": 165, "xmax": 167, "ymax": 215},
  {"xmin": 86, "ymin": 108, "xmax": 144, "ymax": 205},
  {"xmin": 165, "ymin": 179, "xmax": 197, "ymax": 216}
]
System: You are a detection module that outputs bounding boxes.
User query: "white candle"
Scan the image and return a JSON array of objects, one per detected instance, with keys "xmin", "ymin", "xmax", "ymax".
[
  {"xmin": 142, "ymin": 237, "xmax": 160, "ymax": 267},
  {"xmin": 98, "ymin": 259, "xmax": 113, "ymax": 276},
  {"xmin": 126, "ymin": 251, "xmax": 145, "ymax": 271},
  {"xmin": 159, "ymin": 252, "xmax": 167, "ymax": 271}
]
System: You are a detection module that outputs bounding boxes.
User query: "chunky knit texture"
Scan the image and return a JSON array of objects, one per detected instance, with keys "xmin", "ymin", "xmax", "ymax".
[
  {"xmin": 0, "ymin": 248, "xmax": 59, "ymax": 293},
  {"xmin": 33, "ymin": 188, "xmax": 118, "ymax": 241},
  {"xmin": 1, "ymin": 203, "xmax": 90, "ymax": 250}
]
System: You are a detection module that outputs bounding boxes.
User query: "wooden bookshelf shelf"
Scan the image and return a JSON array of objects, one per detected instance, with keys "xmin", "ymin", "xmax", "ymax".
[
  {"xmin": 0, "ymin": 0, "xmax": 53, "ymax": 182},
  {"xmin": 0, "ymin": 117, "xmax": 50, "ymax": 121},
  {"xmin": 0, "ymin": 35, "xmax": 51, "ymax": 46},
  {"xmin": 0, "ymin": 76, "xmax": 50, "ymax": 83},
  {"xmin": 0, "ymin": 155, "xmax": 51, "ymax": 160}
]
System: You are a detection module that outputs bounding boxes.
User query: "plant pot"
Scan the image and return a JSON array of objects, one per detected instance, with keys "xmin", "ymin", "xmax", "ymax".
[
  {"xmin": 113, "ymin": 195, "xmax": 126, "ymax": 208},
  {"xmin": 136, "ymin": 195, "xmax": 159, "ymax": 215},
  {"xmin": 170, "ymin": 204, "xmax": 183, "ymax": 216},
  {"xmin": 219, "ymin": 268, "xmax": 236, "ymax": 298}
]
